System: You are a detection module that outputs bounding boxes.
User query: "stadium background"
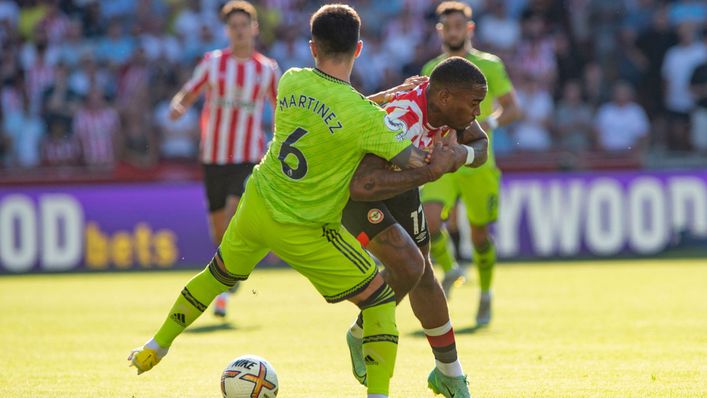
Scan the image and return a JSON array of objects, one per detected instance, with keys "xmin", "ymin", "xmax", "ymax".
[
  {"xmin": 0, "ymin": 0, "xmax": 705, "ymax": 273},
  {"xmin": 0, "ymin": 2, "xmax": 706, "ymax": 398}
]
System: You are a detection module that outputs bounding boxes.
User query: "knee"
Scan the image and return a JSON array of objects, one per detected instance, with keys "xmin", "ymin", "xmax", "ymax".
[
  {"xmin": 470, "ymin": 225, "xmax": 491, "ymax": 248},
  {"xmin": 415, "ymin": 258, "xmax": 440, "ymax": 290},
  {"xmin": 393, "ymin": 249, "xmax": 425, "ymax": 291}
]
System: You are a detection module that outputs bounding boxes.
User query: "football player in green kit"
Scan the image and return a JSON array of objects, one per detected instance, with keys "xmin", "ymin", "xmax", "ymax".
[
  {"xmin": 422, "ymin": 1, "xmax": 522, "ymax": 326},
  {"xmin": 128, "ymin": 4, "xmax": 473, "ymax": 397}
]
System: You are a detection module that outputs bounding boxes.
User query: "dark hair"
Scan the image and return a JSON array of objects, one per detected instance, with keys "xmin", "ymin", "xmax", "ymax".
[
  {"xmin": 220, "ymin": 0, "xmax": 257, "ymax": 23},
  {"xmin": 310, "ymin": 4, "xmax": 361, "ymax": 58},
  {"xmin": 436, "ymin": 1, "xmax": 472, "ymax": 20},
  {"xmin": 429, "ymin": 56, "xmax": 486, "ymax": 91}
]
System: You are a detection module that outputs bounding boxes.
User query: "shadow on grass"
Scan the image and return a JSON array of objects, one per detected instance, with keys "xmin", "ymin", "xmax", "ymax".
[
  {"xmin": 408, "ymin": 324, "xmax": 487, "ymax": 338},
  {"xmin": 185, "ymin": 322, "xmax": 240, "ymax": 334}
]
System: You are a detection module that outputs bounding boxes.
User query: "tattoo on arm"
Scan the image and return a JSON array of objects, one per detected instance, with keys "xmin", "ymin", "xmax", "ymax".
[
  {"xmin": 350, "ymin": 153, "xmax": 432, "ymax": 201},
  {"xmin": 390, "ymin": 145, "xmax": 428, "ymax": 169}
]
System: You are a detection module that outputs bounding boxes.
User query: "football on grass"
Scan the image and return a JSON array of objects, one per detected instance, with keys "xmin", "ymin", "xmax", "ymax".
[{"xmin": 221, "ymin": 354, "xmax": 279, "ymax": 398}]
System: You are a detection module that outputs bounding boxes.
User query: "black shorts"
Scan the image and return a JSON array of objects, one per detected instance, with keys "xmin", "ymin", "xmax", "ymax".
[
  {"xmin": 202, "ymin": 163, "xmax": 256, "ymax": 212},
  {"xmin": 342, "ymin": 188, "xmax": 429, "ymax": 248}
]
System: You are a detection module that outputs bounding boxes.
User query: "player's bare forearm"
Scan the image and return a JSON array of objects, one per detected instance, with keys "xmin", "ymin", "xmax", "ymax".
[
  {"xmin": 457, "ymin": 122, "xmax": 488, "ymax": 168},
  {"xmin": 350, "ymin": 154, "xmax": 434, "ymax": 201},
  {"xmin": 390, "ymin": 145, "xmax": 429, "ymax": 169},
  {"xmin": 169, "ymin": 89, "xmax": 200, "ymax": 120},
  {"xmin": 495, "ymin": 91, "xmax": 523, "ymax": 126}
]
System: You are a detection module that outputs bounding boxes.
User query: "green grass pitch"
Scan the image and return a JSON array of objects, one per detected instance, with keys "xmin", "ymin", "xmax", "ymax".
[{"xmin": 1, "ymin": 259, "xmax": 705, "ymax": 397}]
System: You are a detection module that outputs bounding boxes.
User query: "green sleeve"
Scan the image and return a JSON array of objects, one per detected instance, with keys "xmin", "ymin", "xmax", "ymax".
[
  {"xmin": 421, "ymin": 60, "xmax": 436, "ymax": 77},
  {"xmin": 359, "ymin": 105, "xmax": 411, "ymax": 161},
  {"xmin": 486, "ymin": 58, "xmax": 513, "ymax": 99}
]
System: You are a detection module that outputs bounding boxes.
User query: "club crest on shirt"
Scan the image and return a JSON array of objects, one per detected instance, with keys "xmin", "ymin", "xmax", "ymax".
[
  {"xmin": 367, "ymin": 209, "xmax": 384, "ymax": 224},
  {"xmin": 384, "ymin": 115, "xmax": 407, "ymax": 140}
]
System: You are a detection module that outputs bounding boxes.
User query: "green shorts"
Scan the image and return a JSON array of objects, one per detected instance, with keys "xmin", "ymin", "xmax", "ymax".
[
  {"xmin": 421, "ymin": 165, "xmax": 501, "ymax": 226},
  {"xmin": 219, "ymin": 179, "xmax": 378, "ymax": 303}
]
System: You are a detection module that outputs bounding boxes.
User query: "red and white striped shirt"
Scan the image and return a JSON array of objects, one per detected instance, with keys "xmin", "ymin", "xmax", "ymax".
[
  {"xmin": 25, "ymin": 62, "xmax": 54, "ymax": 115},
  {"xmin": 184, "ymin": 48, "xmax": 280, "ymax": 164},
  {"xmin": 73, "ymin": 106, "xmax": 120, "ymax": 166},
  {"xmin": 384, "ymin": 81, "xmax": 449, "ymax": 150},
  {"xmin": 42, "ymin": 135, "xmax": 81, "ymax": 166}
]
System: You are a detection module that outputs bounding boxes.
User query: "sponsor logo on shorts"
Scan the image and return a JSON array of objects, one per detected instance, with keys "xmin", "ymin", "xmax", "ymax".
[
  {"xmin": 416, "ymin": 231, "xmax": 428, "ymax": 243},
  {"xmin": 367, "ymin": 209, "xmax": 384, "ymax": 224}
]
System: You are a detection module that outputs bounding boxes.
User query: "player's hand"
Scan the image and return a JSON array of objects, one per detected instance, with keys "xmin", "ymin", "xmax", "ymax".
[
  {"xmin": 399, "ymin": 75, "xmax": 428, "ymax": 91},
  {"xmin": 427, "ymin": 143, "xmax": 459, "ymax": 180},
  {"xmin": 430, "ymin": 126, "xmax": 450, "ymax": 146},
  {"xmin": 169, "ymin": 103, "xmax": 186, "ymax": 121},
  {"xmin": 385, "ymin": 76, "xmax": 429, "ymax": 101},
  {"xmin": 440, "ymin": 128, "xmax": 458, "ymax": 147}
]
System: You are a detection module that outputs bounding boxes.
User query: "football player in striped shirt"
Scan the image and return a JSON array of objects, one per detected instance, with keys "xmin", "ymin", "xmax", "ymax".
[
  {"xmin": 343, "ymin": 57, "xmax": 488, "ymax": 398},
  {"xmin": 168, "ymin": 1, "xmax": 281, "ymax": 317}
]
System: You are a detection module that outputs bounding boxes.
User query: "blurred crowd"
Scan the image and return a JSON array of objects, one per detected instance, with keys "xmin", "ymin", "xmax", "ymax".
[{"xmin": 1, "ymin": 0, "xmax": 706, "ymax": 171}]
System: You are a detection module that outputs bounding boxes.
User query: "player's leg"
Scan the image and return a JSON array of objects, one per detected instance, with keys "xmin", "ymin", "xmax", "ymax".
[
  {"xmin": 128, "ymin": 183, "xmax": 269, "ymax": 374},
  {"xmin": 421, "ymin": 173, "xmax": 465, "ymax": 297},
  {"xmin": 203, "ymin": 164, "xmax": 230, "ymax": 244},
  {"xmin": 396, "ymin": 199, "xmax": 469, "ymax": 397},
  {"xmin": 202, "ymin": 164, "xmax": 233, "ymax": 317},
  {"xmin": 342, "ymin": 195, "xmax": 425, "ymax": 388},
  {"xmin": 459, "ymin": 167, "xmax": 500, "ymax": 326},
  {"xmin": 342, "ymin": 199, "xmax": 424, "ymax": 302},
  {"xmin": 469, "ymin": 223, "xmax": 495, "ymax": 325},
  {"xmin": 272, "ymin": 222, "xmax": 398, "ymax": 397},
  {"xmin": 446, "ymin": 203, "xmax": 463, "ymax": 261},
  {"xmin": 411, "ymin": 248, "xmax": 470, "ymax": 397},
  {"xmin": 212, "ymin": 163, "xmax": 257, "ymax": 317}
]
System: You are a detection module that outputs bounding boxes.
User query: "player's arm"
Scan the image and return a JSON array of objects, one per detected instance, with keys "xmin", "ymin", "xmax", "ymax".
[
  {"xmin": 456, "ymin": 121, "xmax": 488, "ymax": 168},
  {"xmin": 266, "ymin": 61, "xmax": 282, "ymax": 107},
  {"xmin": 480, "ymin": 60, "xmax": 523, "ymax": 130},
  {"xmin": 350, "ymin": 144, "xmax": 467, "ymax": 201},
  {"xmin": 367, "ymin": 75, "xmax": 428, "ymax": 105},
  {"xmin": 480, "ymin": 90, "xmax": 522, "ymax": 131},
  {"xmin": 169, "ymin": 89, "xmax": 202, "ymax": 120},
  {"xmin": 169, "ymin": 56, "xmax": 210, "ymax": 120}
]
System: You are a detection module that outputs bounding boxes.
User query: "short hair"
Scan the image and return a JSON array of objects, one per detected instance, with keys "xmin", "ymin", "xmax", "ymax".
[
  {"xmin": 220, "ymin": 1, "xmax": 257, "ymax": 23},
  {"xmin": 436, "ymin": 1, "xmax": 473, "ymax": 20},
  {"xmin": 429, "ymin": 56, "xmax": 486, "ymax": 92},
  {"xmin": 310, "ymin": 4, "xmax": 361, "ymax": 58}
]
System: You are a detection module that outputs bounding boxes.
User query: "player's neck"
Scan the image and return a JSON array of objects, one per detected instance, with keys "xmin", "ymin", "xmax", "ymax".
[
  {"xmin": 314, "ymin": 59, "xmax": 353, "ymax": 83},
  {"xmin": 445, "ymin": 42, "xmax": 473, "ymax": 58},
  {"xmin": 426, "ymin": 87, "xmax": 445, "ymax": 128},
  {"xmin": 230, "ymin": 44, "xmax": 254, "ymax": 59}
]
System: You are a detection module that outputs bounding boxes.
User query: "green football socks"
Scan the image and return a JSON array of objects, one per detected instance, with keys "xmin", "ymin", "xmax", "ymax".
[
  {"xmin": 431, "ymin": 230, "xmax": 457, "ymax": 273},
  {"xmin": 474, "ymin": 240, "xmax": 496, "ymax": 293},
  {"xmin": 361, "ymin": 300, "xmax": 398, "ymax": 395},
  {"xmin": 357, "ymin": 283, "xmax": 398, "ymax": 396},
  {"xmin": 154, "ymin": 263, "xmax": 231, "ymax": 348}
]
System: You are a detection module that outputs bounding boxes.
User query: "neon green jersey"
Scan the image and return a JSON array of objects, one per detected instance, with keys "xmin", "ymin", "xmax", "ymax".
[
  {"xmin": 422, "ymin": 49, "xmax": 514, "ymax": 168},
  {"xmin": 251, "ymin": 68, "xmax": 411, "ymax": 226}
]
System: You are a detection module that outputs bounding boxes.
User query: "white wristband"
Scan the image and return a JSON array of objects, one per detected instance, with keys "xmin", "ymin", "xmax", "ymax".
[
  {"xmin": 486, "ymin": 116, "xmax": 499, "ymax": 130},
  {"xmin": 462, "ymin": 145, "xmax": 475, "ymax": 165}
]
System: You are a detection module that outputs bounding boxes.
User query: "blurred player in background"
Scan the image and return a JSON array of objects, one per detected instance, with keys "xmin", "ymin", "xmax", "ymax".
[
  {"xmin": 422, "ymin": 1, "xmax": 522, "ymax": 326},
  {"xmin": 129, "ymin": 5, "xmax": 472, "ymax": 397},
  {"xmin": 168, "ymin": 1, "xmax": 280, "ymax": 318},
  {"xmin": 343, "ymin": 57, "xmax": 488, "ymax": 398}
]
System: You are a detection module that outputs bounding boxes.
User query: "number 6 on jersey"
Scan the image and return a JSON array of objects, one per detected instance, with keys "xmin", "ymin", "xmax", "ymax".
[{"xmin": 278, "ymin": 127, "xmax": 309, "ymax": 180}]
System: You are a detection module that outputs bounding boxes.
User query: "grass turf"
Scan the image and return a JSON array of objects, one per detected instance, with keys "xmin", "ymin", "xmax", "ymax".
[{"xmin": 1, "ymin": 259, "xmax": 705, "ymax": 397}]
